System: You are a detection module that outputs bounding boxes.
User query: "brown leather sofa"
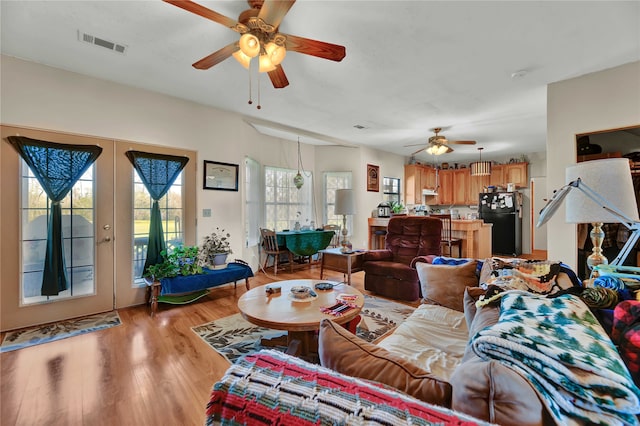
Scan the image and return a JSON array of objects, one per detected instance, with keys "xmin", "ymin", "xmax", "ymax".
[{"xmin": 362, "ymin": 216, "xmax": 442, "ymax": 301}]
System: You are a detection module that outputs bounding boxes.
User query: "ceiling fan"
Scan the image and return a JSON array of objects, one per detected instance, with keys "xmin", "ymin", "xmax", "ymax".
[
  {"xmin": 407, "ymin": 128, "xmax": 476, "ymax": 156},
  {"xmin": 163, "ymin": 0, "xmax": 346, "ymax": 89}
]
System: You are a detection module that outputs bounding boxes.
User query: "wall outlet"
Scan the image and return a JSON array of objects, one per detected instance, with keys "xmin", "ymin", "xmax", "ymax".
[{"xmin": 202, "ymin": 208, "xmax": 212, "ymax": 217}]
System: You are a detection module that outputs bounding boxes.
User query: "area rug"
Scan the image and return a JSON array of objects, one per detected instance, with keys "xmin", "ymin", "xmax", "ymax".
[
  {"xmin": 192, "ymin": 295, "xmax": 415, "ymax": 363},
  {"xmin": 0, "ymin": 311, "xmax": 122, "ymax": 353}
]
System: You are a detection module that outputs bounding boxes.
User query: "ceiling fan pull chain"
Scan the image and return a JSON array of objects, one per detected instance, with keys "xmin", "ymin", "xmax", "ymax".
[
  {"xmin": 257, "ymin": 72, "xmax": 261, "ymax": 110},
  {"xmin": 247, "ymin": 59, "xmax": 253, "ymax": 105}
]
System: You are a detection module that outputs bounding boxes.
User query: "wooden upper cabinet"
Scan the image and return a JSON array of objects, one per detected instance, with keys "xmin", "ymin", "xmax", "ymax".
[
  {"xmin": 468, "ymin": 174, "xmax": 490, "ymax": 203},
  {"xmin": 452, "ymin": 169, "xmax": 469, "ymax": 205},
  {"xmin": 490, "ymin": 164, "xmax": 504, "ymax": 187},
  {"xmin": 404, "ymin": 164, "xmax": 439, "ymax": 204},
  {"xmin": 489, "ymin": 163, "xmax": 528, "ymax": 188},
  {"xmin": 503, "ymin": 163, "xmax": 529, "ymax": 188},
  {"xmin": 437, "ymin": 169, "xmax": 454, "ymax": 205}
]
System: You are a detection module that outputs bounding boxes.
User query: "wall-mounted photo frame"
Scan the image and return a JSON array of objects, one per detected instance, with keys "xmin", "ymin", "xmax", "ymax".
[
  {"xmin": 203, "ymin": 160, "xmax": 239, "ymax": 191},
  {"xmin": 367, "ymin": 164, "xmax": 379, "ymax": 192}
]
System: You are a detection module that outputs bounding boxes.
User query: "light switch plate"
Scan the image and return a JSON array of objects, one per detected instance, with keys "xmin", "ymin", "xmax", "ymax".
[{"xmin": 202, "ymin": 208, "xmax": 211, "ymax": 217}]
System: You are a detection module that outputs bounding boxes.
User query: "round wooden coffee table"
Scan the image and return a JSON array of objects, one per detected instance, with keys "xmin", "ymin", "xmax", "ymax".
[{"xmin": 237, "ymin": 279, "xmax": 364, "ymax": 357}]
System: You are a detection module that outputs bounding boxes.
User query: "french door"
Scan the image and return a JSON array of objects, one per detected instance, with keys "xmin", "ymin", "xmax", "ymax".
[{"xmin": 1, "ymin": 125, "xmax": 196, "ymax": 331}]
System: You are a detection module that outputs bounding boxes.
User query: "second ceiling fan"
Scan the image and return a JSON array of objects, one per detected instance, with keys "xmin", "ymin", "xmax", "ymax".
[
  {"xmin": 164, "ymin": 0, "xmax": 346, "ymax": 89},
  {"xmin": 409, "ymin": 128, "xmax": 476, "ymax": 156}
]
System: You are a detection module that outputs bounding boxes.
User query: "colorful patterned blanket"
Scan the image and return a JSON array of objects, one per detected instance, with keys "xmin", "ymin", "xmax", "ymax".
[
  {"xmin": 471, "ymin": 291, "xmax": 640, "ymax": 426},
  {"xmin": 206, "ymin": 350, "xmax": 489, "ymax": 425}
]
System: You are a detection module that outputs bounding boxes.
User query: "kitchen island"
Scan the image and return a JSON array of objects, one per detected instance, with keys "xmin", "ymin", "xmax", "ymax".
[{"xmin": 367, "ymin": 217, "xmax": 492, "ymax": 259}]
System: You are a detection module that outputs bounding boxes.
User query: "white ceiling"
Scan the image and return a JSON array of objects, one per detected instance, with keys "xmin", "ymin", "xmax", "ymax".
[{"xmin": 1, "ymin": 1, "xmax": 639, "ymax": 164}]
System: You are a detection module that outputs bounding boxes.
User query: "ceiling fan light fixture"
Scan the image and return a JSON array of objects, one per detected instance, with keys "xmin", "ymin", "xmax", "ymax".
[
  {"xmin": 232, "ymin": 50, "xmax": 251, "ymax": 69},
  {"xmin": 265, "ymin": 41, "xmax": 286, "ymax": 66},
  {"xmin": 258, "ymin": 53, "xmax": 276, "ymax": 72},
  {"xmin": 471, "ymin": 147, "xmax": 492, "ymax": 176},
  {"xmin": 239, "ymin": 33, "xmax": 260, "ymax": 58},
  {"xmin": 426, "ymin": 144, "xmax": 450, "ymax": 155}
]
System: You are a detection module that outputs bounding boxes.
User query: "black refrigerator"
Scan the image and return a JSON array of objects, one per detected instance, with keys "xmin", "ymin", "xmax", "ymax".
[{"xmin": 479, "ymin": 191, "xmax": 522, "ymax": 256}]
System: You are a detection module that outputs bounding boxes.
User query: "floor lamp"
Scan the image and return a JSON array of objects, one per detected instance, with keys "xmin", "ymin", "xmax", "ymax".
[
  {"xmin": 334, "ymin": 189, "xmax": 356, "ymax": 253},
  {"xmin": 537, "ymin": 158, "xmax": 639, "ymax": 269}
]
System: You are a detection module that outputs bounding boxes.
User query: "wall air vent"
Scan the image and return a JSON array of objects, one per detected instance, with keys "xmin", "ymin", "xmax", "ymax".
[{"xmin": 77, "ymin": 30, "xmax": 127, "ymax": 54}]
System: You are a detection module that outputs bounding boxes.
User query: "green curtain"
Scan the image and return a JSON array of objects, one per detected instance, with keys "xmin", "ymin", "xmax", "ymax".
[
  {"xmin": 125, "ymin": 151, "xmax": 189, "ymax": 274},
  {"xmin": 6, "ymin": 136, "xmax": 102, "ymax": 296}
]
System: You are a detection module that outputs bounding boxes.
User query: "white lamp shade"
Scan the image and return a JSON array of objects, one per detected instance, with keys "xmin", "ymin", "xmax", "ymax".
[
  {"xmin": 335, "ymin": 189, "xmax": 356, "ymax": 215},
  {"xmin": 232, "ymin": 50, "xmax": 251, "ymax": 69},
  {"xmin": 565, "ymin": 158, "xmax": 639, "ymax": 223},
  {"xmin": 265, "ymin": 42, "xmax": 286, "ymax": 66},
  {"xmin": 258, "ymin": 54, "xmax": 276, "ymax": 73},
  {"xmin": 239, "ymin": 33, "xmax": 260, "ymax": 58}
]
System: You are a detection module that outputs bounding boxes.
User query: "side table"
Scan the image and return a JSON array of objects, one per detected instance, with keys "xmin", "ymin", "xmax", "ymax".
[{"xmin": 319, "ymin": 247, "xmax": 365, "ymax": 286}]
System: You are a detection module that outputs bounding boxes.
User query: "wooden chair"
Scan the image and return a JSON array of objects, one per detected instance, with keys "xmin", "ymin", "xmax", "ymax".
[
  {"xmin": 430, "ymin": 214, "xmax": 463, "ymax": 258},
  {"xmin": 323, "ymin": 224, "xmax": 341, "ymax": 248},
  {"xmin": 260, "ymin": 228, "xmax": 293, "ymax": 274}
]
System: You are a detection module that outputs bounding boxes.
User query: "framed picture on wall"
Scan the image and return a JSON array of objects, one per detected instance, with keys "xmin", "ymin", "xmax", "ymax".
[
  {"xmin": 203, "ymin": 160, "xmax": 239, "ymax": 191},
  {"xmin": 367, "ymin": 164, "xmax": 379, "ymax": 192}
]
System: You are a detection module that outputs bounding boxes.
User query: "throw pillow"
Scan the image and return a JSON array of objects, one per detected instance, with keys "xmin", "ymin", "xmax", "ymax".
[
  {"xmin": 416, "ymin": 260, "xmax": 479, "ymax": 312},
  {"xmin": 317, "ymin": 319, "xmax": 452, "ymax": 407},
  {"xmin": 463, "ymin": 286, "xmax": 486, "ymax": 329}
]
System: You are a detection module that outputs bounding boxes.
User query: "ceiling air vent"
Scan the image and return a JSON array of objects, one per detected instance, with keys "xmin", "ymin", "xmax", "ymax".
[{"xmin": 77, "ymin": 30, "xmax": 127, "ymax": 54}]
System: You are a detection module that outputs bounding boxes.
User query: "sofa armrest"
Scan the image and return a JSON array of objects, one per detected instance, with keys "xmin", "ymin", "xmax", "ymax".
[
  {"xmin": 410, "ymin": 255, "xmax": 438, "ymax": 268},
  {"xmin": 363, "ymin": 249, "xmax": 393, "ymax": 262}
]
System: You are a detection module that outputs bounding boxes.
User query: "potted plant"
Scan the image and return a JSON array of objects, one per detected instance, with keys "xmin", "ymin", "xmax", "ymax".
[
  {"xmin": 198, "ymin": 227, "xmax": 233, "ymax": 268},
  {"xmin": 391, "ymin": 201, "xmax": 406, "ymax": 215},
  {"xmin": 144, "ymin": 245, "xmax": 202, "ymax": 282}
]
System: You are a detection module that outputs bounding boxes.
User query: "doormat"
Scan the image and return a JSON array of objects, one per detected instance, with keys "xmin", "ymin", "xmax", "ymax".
[
  {"xmin": 191, "ymin": 295, "xmax": 415, "ymax": 363},
  {"xmin": 1, "ymin": 311, "xmax": 122, "ymax": 353}
]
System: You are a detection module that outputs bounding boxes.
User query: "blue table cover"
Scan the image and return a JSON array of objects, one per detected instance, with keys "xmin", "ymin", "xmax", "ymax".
[
  {"xmin": 159, "ymin": 262, "xmax": 253, "ymax": 295},
  {"xmin": 276, "ymin": 230, "xmax": 334, "ymax": 256}
]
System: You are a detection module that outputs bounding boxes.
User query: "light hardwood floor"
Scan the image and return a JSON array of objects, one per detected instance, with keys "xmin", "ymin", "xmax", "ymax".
[{"xmin": 0, "ymin": 265, "xmax": 400, "ymax": 426}]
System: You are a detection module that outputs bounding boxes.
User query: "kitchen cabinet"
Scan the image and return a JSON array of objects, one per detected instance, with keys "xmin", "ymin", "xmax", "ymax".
[
  {"xmin": 404, "ymin": 164, "xmax": 438, "ymax": 204},
  {"xmin": 468, "ymin": 174, "xmax": 490, "ymax": 204},
  {"xmin": 503, "ymin": 163, "xmax": 529, "ymax": 188},
  {"xmin": 489, "ymin": 163, "xmax": 528, "ymax": 188},
  {"xmin": 452, "ymin": 169, "xmax": 469, "ymax": 205},
  {"xmin": 437, "ymin": 169, "xmax": 454, "ymax": 205}
]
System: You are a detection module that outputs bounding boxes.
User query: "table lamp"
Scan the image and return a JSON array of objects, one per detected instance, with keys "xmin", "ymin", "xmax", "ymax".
[
  {"xmin": 538, "ymin": 158, "xmax": 639, "ymax": 269},
  {"xmin": 334, "ymin": 189, "xmax": 356, "ymax": 253}
]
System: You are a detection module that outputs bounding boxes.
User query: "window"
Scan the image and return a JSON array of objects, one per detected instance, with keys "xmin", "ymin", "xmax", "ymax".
[
  {"xmin": 382, "ymin": 177, "xmax": 401, "ymax": 204},
  {"xmin": 264, "ymin": 166, "xmax": 313, "ymax": 231},
  {"xmin": 132, "ymin": 170, "xmax": 183, "ymax": 284},
  {"xmin": 324, "ymin": 171, "xmax": 352, "ymax": 231},
  {"xmin": 21, "ymin": 162, "xmax": 95, "ymax": 304}
]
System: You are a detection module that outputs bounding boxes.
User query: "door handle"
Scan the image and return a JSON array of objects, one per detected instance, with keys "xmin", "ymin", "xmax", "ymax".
[{"xmin": 100, "ymin": 236, "xmax": 112, "ymax": 243}]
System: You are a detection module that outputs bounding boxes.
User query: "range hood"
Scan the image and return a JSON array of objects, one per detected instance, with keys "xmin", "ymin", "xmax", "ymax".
[{"xmin": 422, "ymin": 189, "xmax": 438, "ymax": 196}]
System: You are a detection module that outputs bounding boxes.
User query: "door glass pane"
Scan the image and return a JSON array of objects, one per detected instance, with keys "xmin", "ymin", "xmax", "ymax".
[
  {"xmin": 20, "ymin": 162, "xmax": 96, "ymax": 305},
  {"xmin": 132, "ymin": 170, "xmax": 183, "ymax": 284}
]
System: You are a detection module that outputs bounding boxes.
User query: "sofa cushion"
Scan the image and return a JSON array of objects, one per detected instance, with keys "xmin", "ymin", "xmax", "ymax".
[
  {"xmin": 363, "ymin": 260, "xmax": 418, "ymax": 282},
  {"xmin": 317, "ymin": 318, "xmax": 452, "ymax": 407},
  {"xmin": 416, "ymin": 260, "xmax": 479, "ymax": 312},
  {"xmin": 375, "ymin": 304, "xmax": 469, "ymax": 382}
]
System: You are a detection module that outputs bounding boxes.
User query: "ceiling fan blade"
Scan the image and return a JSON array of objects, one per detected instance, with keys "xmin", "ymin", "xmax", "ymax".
[
  {"xmin": 163, "ymin": 0, "xmax": 238, "ymax": 29},
  {"xmin": 192, "ymin": 42, "xmax": 237, "ymax": 69},
  {"xmin": 284, "ymin": 34, "xmax": 346, "ymax": 62},
  {"xmin": 450, "ymin": 140, "xmax": 477, "ymax": 145},
  {"xmin": 404, "ymin": 142, "xmax": 429, "ymax": 148},
  {"xmin": 410, "ymin": 147, "xmax": 429, "ymax": 156},
  {"xmin": 258, "ymin": 0, "xmax": 296, "ymax": 29},
  {"xmin": 268, "ymin": 65, "xmax": 289, "ymax": 88}
]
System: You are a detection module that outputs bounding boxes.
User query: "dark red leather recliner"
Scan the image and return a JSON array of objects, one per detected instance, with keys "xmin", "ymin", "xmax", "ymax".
[{"xmin": 363, "ymin": 216, "xmax": 442, "ymax": 301}]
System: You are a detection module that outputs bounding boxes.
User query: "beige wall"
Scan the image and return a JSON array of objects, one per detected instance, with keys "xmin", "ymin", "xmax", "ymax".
[
  {"xmin": 546, "ymin": 61, "xmax": 640, "ymax": 270},
  {"xmin": 0, "ymin": 55, "xmax": 406, "ymax": 268}
]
